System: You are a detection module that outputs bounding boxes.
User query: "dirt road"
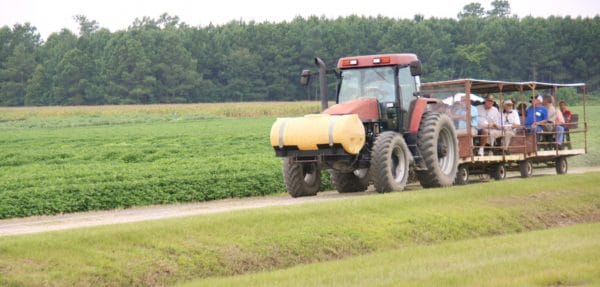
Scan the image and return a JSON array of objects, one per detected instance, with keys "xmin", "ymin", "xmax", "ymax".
[{"xmin": 2, "ymin": 166, "xmax": 599, "ymax": 237}]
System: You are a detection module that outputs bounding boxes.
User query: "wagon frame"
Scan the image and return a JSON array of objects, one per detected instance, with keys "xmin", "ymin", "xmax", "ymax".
[{"xmin": 420, "ymin": 79, "xmax": 588, "ymax": 182}]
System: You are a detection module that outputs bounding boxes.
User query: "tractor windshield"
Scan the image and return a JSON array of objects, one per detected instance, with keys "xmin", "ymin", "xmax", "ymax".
[{"xmin": 338, "ymin": 67, "xmax": 396, "ymax": 103}]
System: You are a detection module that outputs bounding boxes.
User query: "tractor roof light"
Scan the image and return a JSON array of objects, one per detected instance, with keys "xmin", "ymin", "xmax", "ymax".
[
  {"xmin": 373, "ymin": 56, "xmax": 391, "ymax": 64},
  {"xmin": 342, "ymin": 59, "xmax": 359, "ymax": 66}
]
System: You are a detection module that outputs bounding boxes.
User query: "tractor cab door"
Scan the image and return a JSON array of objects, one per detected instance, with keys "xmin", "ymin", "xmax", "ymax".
[{"xmin": 396, "ymin": 66, "xmax": 420, "ymax": 132}]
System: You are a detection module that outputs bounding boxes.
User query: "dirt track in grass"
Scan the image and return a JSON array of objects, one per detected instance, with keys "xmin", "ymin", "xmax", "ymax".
[{"xmin": 2, "ymin": 166, "xmax": 599, "ymax": 237}]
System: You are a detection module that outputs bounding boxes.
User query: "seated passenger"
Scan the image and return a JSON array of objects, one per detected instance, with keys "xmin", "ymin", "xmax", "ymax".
[
  {"xmin": 525, "ymin": 95, "xmax": 548, "ymax": 139},
  {"xmin": 543, "ymin": 95, "xmax": 565, "ymax": 148},
  {"xmin": 559, "ymin": 100, "xmax": 572, "ymax": 128},
  {"xmin": 500, "ymin": 100, "xmax": 521, "ymax": 153},
  {"xmin": 476, "ymin": 94, "xmax": 502, "ymax": 156},
  {"xmin": 450, "ymin": 95, "xmax": 478, "ymax": 136},
  {"xmin": 559, "ymin": 100, "xmax": 573, "ymax": 148}
]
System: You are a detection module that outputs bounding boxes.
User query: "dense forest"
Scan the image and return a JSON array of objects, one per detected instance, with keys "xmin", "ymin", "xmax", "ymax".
[{"xmin": 0, "ymin": 1, "xmax": 598, "ymax": 106}]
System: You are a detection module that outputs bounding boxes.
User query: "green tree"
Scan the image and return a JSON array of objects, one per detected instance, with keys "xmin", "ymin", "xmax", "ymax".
[
  {"xmin": 0, "ymin": 23, "xmax": 41, "ymax": 106},
  {"xmin": 454, "ymin": 43, "xmax": 492, "ymax": 78},
  {"xmin": 37, "ymin": 29, "xmax": 78, "ymax": 105},
  {"xmin": 0, "ymin": 26, "xmax": 13, "ymax": 63},
  {"xmin": 25, "ymin": 64, "xmax": 49, "ymax": 105},
  {"xmin": 487, "ymin": 0, "xmax": 511, "ymax": 17},
  {"xmin": 1, "ymin": 12, "xmax": 599, "ymax": 106},
  {"xmin": 458, "ymin": 3, "xmax": 486, "ymax": 19},
  {"xmin": 221, "ymin": 48, "xmax": 266, "ymax": 101},
  {"xmin": 131, "ymin": 15, "xmax": 204, "ymax": 103},
  {"xmin": 0, "ymin": 44, "xmax": 36, "ymax": 105},
  {"xmin": 74, "ymin": 15, "xmax": 99, "ymax": 36},
  {"xmin": 102, "ymin": 32, "xmax": 154, "ymax": 104},
  {"xmin": 53, "ymin": 48, "xmax": 95, "ymax": 105}
]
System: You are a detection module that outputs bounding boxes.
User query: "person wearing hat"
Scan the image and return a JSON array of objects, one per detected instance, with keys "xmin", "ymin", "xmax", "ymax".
[
  {"xmin": 476, "ymin": 94, "xmax": 502, "ymax": 156},
  {"xmin": 500, "ymin": 99, "xmax": 521, "ymax": 153},
  {"xmin": 525, "ymin": 94, "xmax": 549, "ymax": 138}
]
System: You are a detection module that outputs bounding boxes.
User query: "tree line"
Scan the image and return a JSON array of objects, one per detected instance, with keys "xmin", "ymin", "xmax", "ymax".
[{"xmin": 0, "ymin": 2, "xmax": 598, "ymax": 106}]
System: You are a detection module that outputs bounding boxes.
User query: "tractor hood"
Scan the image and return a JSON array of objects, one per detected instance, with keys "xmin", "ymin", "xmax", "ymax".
[{"xmin": 323, "ymin": 98, "xmax": 380, "ymax": 122}]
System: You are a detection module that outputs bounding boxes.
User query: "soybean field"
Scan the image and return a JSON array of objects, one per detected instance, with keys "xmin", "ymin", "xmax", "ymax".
[{"xmin": 0, "ymin": 102, "xmax": 327, "ymax": 219}]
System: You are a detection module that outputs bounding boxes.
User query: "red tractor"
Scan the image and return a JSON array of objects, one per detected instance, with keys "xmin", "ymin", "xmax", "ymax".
[{"xmin": 270, "ymin": 54, "xmax": 459, "ymax": 197}]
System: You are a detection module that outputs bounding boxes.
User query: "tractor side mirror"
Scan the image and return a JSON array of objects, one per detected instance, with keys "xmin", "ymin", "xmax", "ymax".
[
  {"xmin": 300, "ymin": 69, "xmax": 311, "ymax": 86},
  {"xmin": 410, "ymin": 60, "xmax": 422, "ymax": 76}
]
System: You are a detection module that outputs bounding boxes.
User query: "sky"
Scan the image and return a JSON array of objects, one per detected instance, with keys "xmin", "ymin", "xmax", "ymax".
[{"xmin": 1, "ymin": 0, "xmax": 598, "ymax": 39}]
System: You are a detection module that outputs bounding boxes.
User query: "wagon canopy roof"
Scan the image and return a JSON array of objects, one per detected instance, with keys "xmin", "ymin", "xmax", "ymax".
[{"xmin": 421, "ymin": 78, "xmax": 586, "ymax": 94}]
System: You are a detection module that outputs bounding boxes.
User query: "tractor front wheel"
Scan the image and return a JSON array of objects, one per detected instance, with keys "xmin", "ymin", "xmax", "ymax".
[
  {"xmin": 371, "ymin": 131, "xmax": 411, "ymax": 193},
  {"xmin": 283, "ymin": 158, "xmax": 320, "ymax": 197}
]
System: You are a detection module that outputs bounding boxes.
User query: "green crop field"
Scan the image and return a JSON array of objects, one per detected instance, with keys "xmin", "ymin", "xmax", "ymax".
[
  {"xmin": 0, "ymin": 102, "xmax": 328, "ymax": 218},
  {"xmin": 0, "ymin": 173, "xmax": 598, "ymax": 286},
  {"xmin": 0, "ymin": 103, "xmax": 598, "ymax": 218}
]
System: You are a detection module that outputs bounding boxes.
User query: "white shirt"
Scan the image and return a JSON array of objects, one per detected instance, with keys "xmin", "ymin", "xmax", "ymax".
[
  {"xmin": 501, "ymin": 109, "xmax": 520, "ymax": 129},
  {"xmin": 477, "ymin": 105, "xmax": 501, "ymax": 129}
]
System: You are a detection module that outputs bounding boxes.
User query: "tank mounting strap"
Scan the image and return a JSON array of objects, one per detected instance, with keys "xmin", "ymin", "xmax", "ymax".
[
  {"xmin": 278, "ymin": 118, "xmax": 290, "ymax": 148},
  {"xmin": 328, "ymin": 116, "xmax": 339, "ymax": 147}
]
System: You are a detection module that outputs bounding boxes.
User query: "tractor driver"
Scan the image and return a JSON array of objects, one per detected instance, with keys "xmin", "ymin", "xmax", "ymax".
[{"xmin": 362, "ymin": 68, "xmax": 395, "ymax": 102}]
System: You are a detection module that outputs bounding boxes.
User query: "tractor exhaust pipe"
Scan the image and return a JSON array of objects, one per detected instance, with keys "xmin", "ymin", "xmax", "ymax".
[{"xmin": 314, "ymin": 57, "xmax": 328, "ymax": 111}]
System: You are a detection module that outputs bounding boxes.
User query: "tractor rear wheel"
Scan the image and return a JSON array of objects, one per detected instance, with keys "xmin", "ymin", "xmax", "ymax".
[
  {"xmin": 283, "ymin": 158, "xmax": 320, "ymax": 197},
  {"xmin": 330, "ymin": 169, "xmax": 370, "ymax": 193},
  {"xmin": 416, "ymin": 112, "xmax": 459, "ymax": 188},
  {"xmin": 371, "ymin": 131, "xmax": 410, "ymax": 193}
]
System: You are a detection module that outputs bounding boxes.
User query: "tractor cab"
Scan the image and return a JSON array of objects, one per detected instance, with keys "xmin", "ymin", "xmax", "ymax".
[{"xmin": 327, "ymin": 54, "xmax": 422, "ymax": 132}]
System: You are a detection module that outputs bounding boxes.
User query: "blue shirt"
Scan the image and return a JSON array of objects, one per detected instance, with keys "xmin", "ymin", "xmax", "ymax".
[{"xmin": 525, "ymin": 106, "xmax": 548, "ymax": 128}]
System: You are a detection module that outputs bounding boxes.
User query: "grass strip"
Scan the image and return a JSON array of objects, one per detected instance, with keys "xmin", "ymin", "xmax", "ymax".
[
  {"xmin": 0, "ymin": 172, "xmax": 598, "ymax": 286},
  {"xmin": 188, "ymin": 222, "xmax": 600, "ymax": 287}
]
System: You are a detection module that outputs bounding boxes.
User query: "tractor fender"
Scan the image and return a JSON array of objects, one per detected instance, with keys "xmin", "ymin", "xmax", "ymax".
[{"xmin": 408, "ymin": 98, "xmax": 439, "ymax": 134}]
